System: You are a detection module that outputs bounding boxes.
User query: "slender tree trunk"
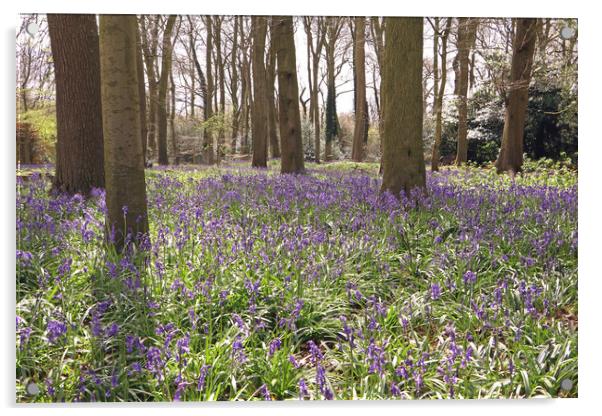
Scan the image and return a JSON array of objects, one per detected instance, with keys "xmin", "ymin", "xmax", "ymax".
[
  {"xmin": 170, "ymin": 70, "xmax": 178, "ymax": 163},
  {"xmin": 99, "ymin": 15, "xmax": 149, "ymax": 250},
  {"xmin": 271, "ymin": 16, "xmax": 305, "ymax": 174},
  {"xmin": 156, "ymin": 15, "xmax": 176, "ymax": 165},
  {"xmin": 241, "ymin": 21, "xmax": 251, "ymax": 155},
  {"xmin": 432, "ymin": 18, "xmax": 439, "ymax": 116},
  {"xmin": 495, "ymin": 18, "xmax": 538, "ymax": 175},
  {"xmin": 215, "ymin": 17, "xmax": 226, "ymax": 162},
  {"xmin": 230, "ymin": 17, "xmax": 240, "ymax": 152},
  {"xmin": 47, "ymin": 14, "xmax": 104, "ymax": 195},
  {"xmin": 431, "ymin": 18, "xmax": 452, "ymax": 172},
  {"xmin": 141, "ymin": 16, "xmax": 160, "ymax": 160},
  {"xmin": 135, "ymin": 25, "xmax": 148, "ymax": 162},
  {"xmin": 251, "ymin": 16, "xmax": 268, "ymax": 168},
  {"xmin": 266, "ymin": 26, "xmax": 280, "ymax": 158},
  {"xmin": 380, "ymin": 17, "xmax": 426, "ymax": 197},
  {"xmin": 454, "ymin": 18, "xmax": 478, "ymax": 166},
  {"xmin": 351, "ymin": 17, "xmax": 368, "ymax": 162},
  {"xmin": 204, "ymin": 16, "xmax": 215, "ymax": 164}
]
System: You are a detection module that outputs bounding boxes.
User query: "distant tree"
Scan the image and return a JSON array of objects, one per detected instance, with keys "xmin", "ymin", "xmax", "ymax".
[
  {"xmin": 156, "ymin": 15, "xmax": 177, "ymax": 165},
  {"xmin": 271, "ymin": 16, "xmax": 305, "ymax": 174},
  {"xmin": 454, "ymin": 18, "xmax": 479, "ymax": 166},
  {"xmin": 99, "ymin": 15, "xmax": 149, "ymax": 249},
  {"xmin": 380, "ymin": 17, "xmax": 426, "ymax": 197},
  {"xmin": 251, "ymin": 16, "xmax": 268, "ymax": 168},
  {"xmin": 495, "ymin": 18, "xmax": 539, "ymax": 175},
  {"xmin": 47, "ymin": 14, "xmax": 104, "ymax": 195},
  {"xmin": 431, "ymin": 18, "xmax": 452, "ymax": 171},
  {"xmin": 351, "ymin": 17, "xmax": 368, "ymax": 162}
]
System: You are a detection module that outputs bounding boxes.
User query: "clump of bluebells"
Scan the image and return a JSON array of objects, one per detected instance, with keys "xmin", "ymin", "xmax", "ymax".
[{"xmin": 16, "ymin": 163, "xmax": 577, "ymax": 401}]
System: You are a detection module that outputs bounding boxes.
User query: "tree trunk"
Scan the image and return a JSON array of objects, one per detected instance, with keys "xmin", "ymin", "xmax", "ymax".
[
  {"xmin": 380, "ymin": 17, "xmax": 426, "ymax": 197},
  {"xmin": 495, "ymin": 18, "xmax": 538, "ymax": 175},
  {"xmin": 135, "ymin": 24, "xmax": 148, "ymax": 162},
  {"xmin": 140, "ymin": 15, "xmax": 160, "ymax": 160},
  {"xmin": 47, "ymin": 14, "xmax": 104, "ymax": 195},
  {"xmin": 170, "ymin": 70, "xmax": 178, "ymax": 163},
  {"xmin": 156, "ymin": 15, "xmax": 176, "ymax": 165},
  {"xmin": 204, "ymin": 16, "xmax": 215, "ymax": 164},
  {"xmin": 215, "ymin": 17, "xmax": 226, "ymax": 162},
  {"xmin": 266, "ymin": 25, "xmax": 281, "ymax": 158},
  {"xmin": 431, "ymin": 18, "xmax": 452, "ymax": 172},
  {"xmin": 99, "ymin": 15, "xmax": 149, "ymax": 250},
  {"xmin": 351, "ymin": 17, "xmax": 368, "ymax": 162},
  {"xmin": 454, "ymin": 18, "xmax": 478, "ymax": 166},
  {"xmin": 271, "ymin": 16, "xmax": 305, "ymax": 174},
  {"xmin": 251, "ymin": 16, "xmax": 268, "ymax": 168},
  {"xmin": 230, "ymin": 16, "xmax": 240, "ymax": 153}
]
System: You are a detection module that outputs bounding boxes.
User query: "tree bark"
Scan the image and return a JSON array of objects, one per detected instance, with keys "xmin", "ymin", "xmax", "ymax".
[
  {"xmin": 203, "ymin": 16, "xmax": 215, "ymax": 164},
  {"xmin": 495, "ymin": 18, "xmax": 538, "ymax": 175},
  {"xmin": 351, "ymin": 17, "xmax": 368, "ymax": 162},
  {"xmin": 266, "ymin": 26, "xmax": 281, "ymax": 158},
  {"xmin": 47, "ymin": 14, "xmax": 104, "ymax": 195},
  {"xmin": 99, "ymin": 15, "xmax": 149, "ymax": 250},
  {"xmin": 230, "ymin": 16, "xmax": 240, "ymax": 152},
  {"xmin": 271, "ymin": 16, "xmax": 305, "ymax": 174},
  {"xmin": 135, "ymin": 24, "xmax": 148, "ymax": 161},
  {"xmin": 380, "ymin": 17, "xmax": 426, "ymax": 197},
  {"xmin": 251, "ymin": 16, "xmax": 268, "ymax": 168},
  {"xmin": 324, "ymin": 17, "xmax": 342, "ymax": 161},
  {"xmin": 454, "ymin": 18, "xmax": 478, "ymax": 166},
  {"xmin": 140, "ymin": 15, "xmax": 160, "ymax": 160},
  {"xmin": 431, "ymin": 18, "xmax": 452, "ymax": 171},
  {"xmin": 156, "ymin": 15, "xmax": 176, "ymax": 165}
]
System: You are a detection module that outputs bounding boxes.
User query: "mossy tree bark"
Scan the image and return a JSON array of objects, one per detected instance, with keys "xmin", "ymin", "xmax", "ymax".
[
  {"xmin": 99, "ymin": 15, "xmax": 149, "ymax": 250},
  {"xmin": 351, "ymin": 17, "xmax": 368, "ymax": 162},
  {"xmin": 495, "ymin": 18, "xmax": 538, "ymax": 175},
  {"xmin": 156, "ymin": 15, "xmax": 177, "ymax": 165},
  {"xmin": 47, "ymin": 14, "xmax": 104, "ymax": 195},
  {"xmin": 251, "ymin": 16, "xmax": 268, "ymax": 168},
  {"xmin": 431, "ymin": 18, "xmax": 452, "ymax": 171},
  {"xmin": 271, "ymin": 16, "xmax": 305, "ymax": 174},
  {"xmin": 380, "ymin": 17, "xmax": 426, "ymax": 198}
]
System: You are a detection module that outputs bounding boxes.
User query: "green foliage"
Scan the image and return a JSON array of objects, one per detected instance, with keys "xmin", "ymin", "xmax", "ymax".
[{"xmin": 19, "ymin": 105, "xmax": 57, "ymax": 163}]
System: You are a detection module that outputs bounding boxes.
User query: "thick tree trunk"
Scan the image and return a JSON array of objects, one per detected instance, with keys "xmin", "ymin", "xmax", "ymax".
[
  {"xmin": 251, "ymin": 16, "xmax": 268, "ymax": 168},
  {"xmin": 454, "ymin": 18, "xmax": 478, "ymax": 166},
  {"xmin": 495, "ymin": 18, "xmax": 538, "ymax": 175},
  {"xmin": 431, "ymin": 18, "xmax": 452, "ymax": 172},
  {"xmin": 271, "ymin": 16, "xmax": 305, "ymax": 174},
  {"xmin": 351, "ymin": 17, "xmax": 368, "ymax": 162},
  {"xmin": 266, "ymin": 27, "xmax": 281, "ymax": 158},
  {"xmin": 380, "ymin": 17, "xmax": 426, "ymax": 197},
  {"xmin": 99, "ymin": 15, "xmax": 149, "ymax": 250},
  {"xmin": 47, "ymin": 14, "xmax": 104, "ymax": 195}
]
